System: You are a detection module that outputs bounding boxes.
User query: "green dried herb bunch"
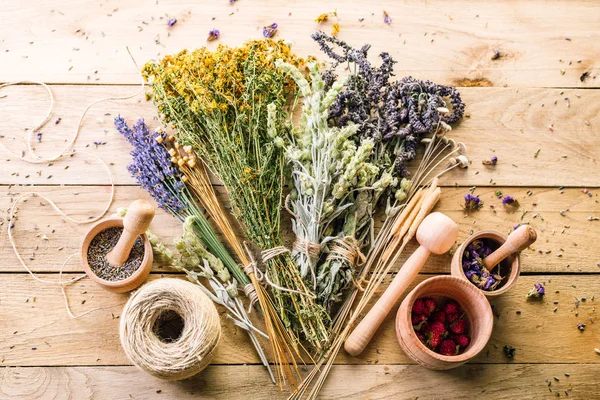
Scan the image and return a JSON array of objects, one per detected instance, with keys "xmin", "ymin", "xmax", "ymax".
[
  {"xmin": 276, "ymin": 60, "xmax": 391, "ymax": 312},
  {"xmin": 142, "ymin": 40, "xmax": 329, "ymax": 350}
]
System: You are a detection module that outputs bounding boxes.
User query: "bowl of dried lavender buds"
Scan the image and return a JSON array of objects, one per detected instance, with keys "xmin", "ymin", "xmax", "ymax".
[
  {"xmin": 81, "ymin": 217, "xmax": 153, "ymax": 293},
  {"xmin": 451, "ymin": 230, "xmax": 520, "ymax": 297},
  {"xmin": 396, "ymin": 276, "xmax": 493, "ymax": 370}
]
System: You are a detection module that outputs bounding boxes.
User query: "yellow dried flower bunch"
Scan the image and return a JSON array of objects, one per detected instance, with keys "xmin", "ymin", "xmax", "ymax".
[{"xmin": 142, "ymin": 39, "xmax": 306, "ymax": 116}]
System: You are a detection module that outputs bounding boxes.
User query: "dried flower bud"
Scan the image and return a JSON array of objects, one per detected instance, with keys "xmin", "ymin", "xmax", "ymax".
[
  {"xmin": 168, "ymin": 148, "xmax": 177, "ymax": 157},
  {"xmin": 395, "ymin": 189, "xmax": 407, "ymax": 201},
  {"xmin": 177, "ymin": 158, "xmax": 185, "ymax": 167}
]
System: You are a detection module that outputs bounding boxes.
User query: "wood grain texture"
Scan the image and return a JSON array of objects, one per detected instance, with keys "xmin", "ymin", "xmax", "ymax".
[
  {"xmin": 1, "ymin": 85, "xmax": 599, "ymax": 186},
  {"xmin": 1, "ymin": 364, "xmax": 597, "ymax": 400},
  {"xmin": 2, "ymin": 186, "xmax": 598, "ymax": 273},
  {"xmin": 1, "ymin": 0, "xmax": 598, "ymax": 87},
  {"xmin": 1, "ymin": 274, "xmax": 598, "ymax": 366}
]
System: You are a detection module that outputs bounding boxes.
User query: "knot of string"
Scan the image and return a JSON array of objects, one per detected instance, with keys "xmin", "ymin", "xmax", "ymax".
[
  {"xmin": 326, "ymin": 237, "xmax": 367, "ymax": 291},
  {"xmin": 243, "ymin": 243, "xmax": 315, "ymax": 298}
]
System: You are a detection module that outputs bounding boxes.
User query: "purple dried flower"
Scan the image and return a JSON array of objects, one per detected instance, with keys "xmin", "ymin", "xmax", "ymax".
[
  {"xmin": 167, "ymin": 18, "xmax": 177, "ymax": 27},
  {"xmin": 36, "ymin": 132, "xmax": 42, "ymax": 143},
  {"xmin": 263, "ymin": 22, "xmax": 278, "ymax": 38},
  {"xmin": 462, "ymin": 193, "xmax": 483, "ymax": 212},
  {"xmin": 462, "ymin": 239, "xmax": 504, "ymax": 292},
  {"xmin": 502, "ymin": 195, "xmax": 519, "ymax": 207},
  {"xmin": 115, "ymin": 115, "xmax": 186, "ymax": 214},
  {"xmin": 577, "ymin": 322, "xmax": 586, "ymax": 331},
  {"xmin": 207, "ymin": 28, "xmax": 220, "ymax": 41},
  {"xmin": 383, "ymin": 11, "xmax": 392, "ymax": 24},
  {"xmin": 482, "ymin": 155, "xmax": 498, "ymax": 165},
  {"xmin": 526, "ymin": 283, "xmax": 545, "ymax": 300},
  {"xmin": 55, "ymin": 117, "xmax": 61, "ymax": 125},
  {"xmin": 311, "ymin": 32, "xmax": 465, "ymax": 185}
]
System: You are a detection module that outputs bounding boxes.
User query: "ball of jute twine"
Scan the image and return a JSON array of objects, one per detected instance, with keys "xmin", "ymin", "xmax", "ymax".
[{"xmin": 119, "ymin": 278, "xmax": 221, "ymax": 380}]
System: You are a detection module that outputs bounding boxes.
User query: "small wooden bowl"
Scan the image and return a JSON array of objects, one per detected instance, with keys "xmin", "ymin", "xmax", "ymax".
[
  {"xmin": 450, "ymin": 230, "xmax": 520, "ymax": 297},
  {"xmin": 396, "ymin": 276, "xmax": 493, "ymax": 370},
  {"xmin": 81, "ymin": 218, "xmax": 153, "ymax": 293}
]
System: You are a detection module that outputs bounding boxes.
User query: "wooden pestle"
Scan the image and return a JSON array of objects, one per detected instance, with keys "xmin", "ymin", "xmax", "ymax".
[
  {"xmin": 106, "ymin": 200, "xmax": 155, "ymax": 267},
  {"xmin": 484, "ymin": 225, "xmax": 537, "ymax": 272},
  {"xmin": 344, "ymin": 212, "xmax": 458, "ymax": 357}
]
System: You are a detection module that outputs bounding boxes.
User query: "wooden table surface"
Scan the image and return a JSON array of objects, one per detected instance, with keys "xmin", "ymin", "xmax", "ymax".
[{"xmin": 1, "ymin": 1, "xmax": 599, "ymax": 399}]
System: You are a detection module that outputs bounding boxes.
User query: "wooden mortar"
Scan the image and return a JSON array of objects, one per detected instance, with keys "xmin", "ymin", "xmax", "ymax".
[
  {"xmin": 81, "ymin": 200, "xmax": 154, "ymax": 293},
  {"xmin": 450, "ymin": 225, "xmax": 536, "ymax": 297},
  {"xmin": 396, "ymin": 275, "xmax": 493, "ymax": 370}
]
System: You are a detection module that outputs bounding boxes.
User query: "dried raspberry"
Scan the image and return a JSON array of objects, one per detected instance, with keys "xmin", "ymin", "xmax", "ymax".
[
  {"xmin": 439, "ymin": 339, "xmax": 459, "ymax": 356},
  {"xmin": 454, "ymin": 334, "xmax": 470, "ymax": 348},
  {"xmin": 412, "ymin": 299, "xmax": 427, "ymax": 315},
  {"xmin": 444, "ymin": 301, "xmax": 460, "ymax": 316},
  {"xmin": 424, "ymin": 298, "xmax": 437, "ymax": 315},
  {"xmin": 431, "ymin": 311, "xmax": 446, "ymax": 323},
  {"xmin": 446, "ymin": 312, "xmax": 460, "ymax": 323},
  {"xmin": 412, "ymin": 313, "xmax": 427, "ymax": 325},
  {"xmin": 416, "ymin": 332, "xmax": 426, "ymax": 344},
  {"xmin": 450, "ymin": 319, "xmax": 467, "ymax": 334},
  {"xmin": 412, "ymin": 314, "xmax": 428, "ymax": 331},
  {"xmin": 427, "ymin": 332, "xmax": 442, "ymax": 349},
  {"xmin": 429, "ymin": 321, "xmax": 446, "ymax": 336}
]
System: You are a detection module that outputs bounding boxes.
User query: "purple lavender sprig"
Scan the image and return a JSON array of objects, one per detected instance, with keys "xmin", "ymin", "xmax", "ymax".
[
  {"xmin": 115, "ymin": 116, "xmax": 186, "ymax": 216},
  {"xmin": 502, "ymin": 195, "xmax": 519, "ymax": 207}
]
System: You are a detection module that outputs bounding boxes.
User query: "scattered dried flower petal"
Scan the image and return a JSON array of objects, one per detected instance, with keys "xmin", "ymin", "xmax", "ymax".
[
  {"xmin": 526, "ymin": 283, "xmax": 545, "ymax": 300},
  {"xmin": 167, "ymin": 18, "xmax": 177, "ymax": 27},
  {"xmin": 383, "ymin": 10, "xmax": 392, "ymax": 24},
  {"xmin": 315, "ymin": 13, "xmax": 329, "ymax": 23},
  {"xmin": 207, "ymin": 28, "xmax": 220, "ymax": 41},
  {"xmin": 482, "ymin": 155, "xmax": 498, "ymax": 165},
  {"xmin": 263, "ymin": 22, "xmax": 278, "ymax": 38}
]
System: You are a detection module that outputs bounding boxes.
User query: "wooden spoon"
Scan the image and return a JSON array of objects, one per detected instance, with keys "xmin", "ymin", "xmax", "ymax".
[
  {"xmin": 344, "ymin": 212, "xmax": 458, "ymax": 357},
  {"xmin": 484, "ymin": 225, "xmax": 537, "ymax": 272},
  {"xmin": 106, "ymin": 200, "xmax": 155, "ymax": 266}
]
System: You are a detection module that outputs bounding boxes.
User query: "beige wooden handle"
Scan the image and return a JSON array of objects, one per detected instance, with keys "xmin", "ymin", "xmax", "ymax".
[
  {"xmin": 484, "ymin": 225, "xmax": 537, "ymax": 271},
  {"xmin": 344, "ymin": 245, "xmax": 430, "ymax": 356},
  {"xmin": 106, "ymin": 200, "xmax": 155, "ymax": 266}
]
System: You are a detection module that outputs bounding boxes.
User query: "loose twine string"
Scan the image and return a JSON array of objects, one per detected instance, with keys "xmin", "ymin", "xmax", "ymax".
[
  {"xmin": 119, "ymin": 278, "xmax": 221, "ymax": 380},
  {"xmin": 1, "ymin": 48, "xmax": 145, "ymax": 318}
]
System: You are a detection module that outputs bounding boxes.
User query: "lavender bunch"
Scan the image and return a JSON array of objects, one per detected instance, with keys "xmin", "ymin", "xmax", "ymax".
[
  {"xmin": 114, "ymin": 116, "xmax": 252, "ymax": 290},
  {"xmin": 312, "ymin": 31, "xmax": 465, "ymax": 179}
]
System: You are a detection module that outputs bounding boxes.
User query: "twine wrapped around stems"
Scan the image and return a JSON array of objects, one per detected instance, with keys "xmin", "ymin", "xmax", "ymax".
[{"xmin": 119, "ymin": 279, "xmax": 221, "ymax": 381}]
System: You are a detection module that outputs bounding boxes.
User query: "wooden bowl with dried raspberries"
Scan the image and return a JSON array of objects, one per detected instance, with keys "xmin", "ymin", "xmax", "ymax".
[{"xmin": 396, "ymin": 276, "xmax": 493, "ymax": 370}]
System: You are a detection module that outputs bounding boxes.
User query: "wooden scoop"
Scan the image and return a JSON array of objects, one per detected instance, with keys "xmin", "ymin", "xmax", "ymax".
[
  {"xmin": 344, "ymin": 212, "xmax": 458, "ymax": 357},
  {"xmin": 484, "ymin": 225, "xmax": 537, "ymax": 272},
  {"xmin": 106, "ymin": 199, "xmax": 155, "ymax": 266}
]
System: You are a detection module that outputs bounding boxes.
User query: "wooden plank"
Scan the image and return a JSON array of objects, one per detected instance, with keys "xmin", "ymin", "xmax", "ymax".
[
  {"xmin": 0, "ymin": 274, "xmax": 598, "ymax": 366},
  {"xmin": 1, "ymin": 85, "xmax": 599, "ymax": 186},
  {"xmin": 1, "ymin": 1, "xmax": 598, "ymax": 87},
  {"xmin": 2, "ymin": 185, "xmax": 598, "ymax": 273},
  {"xmin": 1, "ymin": 364, "xmax": 597, "ymax": 399},
  {"xmin": 0, "ymin": 186, "xmax": 600, "ymax": 273}
]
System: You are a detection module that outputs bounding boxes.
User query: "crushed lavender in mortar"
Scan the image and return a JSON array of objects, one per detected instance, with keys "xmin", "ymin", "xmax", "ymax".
[
  {"xmin": 462, "ymin": 239, "xmax": 505, "ymax": 291},
  {"xmin": 87, "ymin": 227, "xmax": 143, "ymax": 281}
]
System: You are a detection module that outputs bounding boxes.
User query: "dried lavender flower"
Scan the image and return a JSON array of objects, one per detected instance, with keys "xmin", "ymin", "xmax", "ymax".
[
  {"xmin": 383, "ymin": 11, "xmax": 392, "ymax": 24},
  {"xmin": 463, "ymin": 193, "xmax": 483, "ymax": 212},
  {"xmin": 482, "ymin": 155, "xmax": 498, "ymax": 165},
  {"xmin": 263, "ymin": 22, "xmax": 278, "ymax": 38},
  {"xmin": 503, "ymin": 345, "xmax": 516, "ymax": 358},
  {"xmin": 502, "ymin": 195, "xmax": 519, "ymax": 207},
  {"xmin": 207, "ymin": 28, "xmax": 220, "ymax": 41},
  {"xmin": 167, "ymin": 18, "xmax": 177, "ymax": 27},
  {"xmin": 527, "ymin": 283, "xmax": 545, "ymax": 300}
]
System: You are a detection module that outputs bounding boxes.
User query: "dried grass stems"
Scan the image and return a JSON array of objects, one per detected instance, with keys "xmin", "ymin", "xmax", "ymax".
[
  {"xmin": 291, "ymin": 130, "xmax": 467, "ymax": 400},
  {"xmin": 164, "ymin": 139, "xmax": 304, "ymax": 389}
]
